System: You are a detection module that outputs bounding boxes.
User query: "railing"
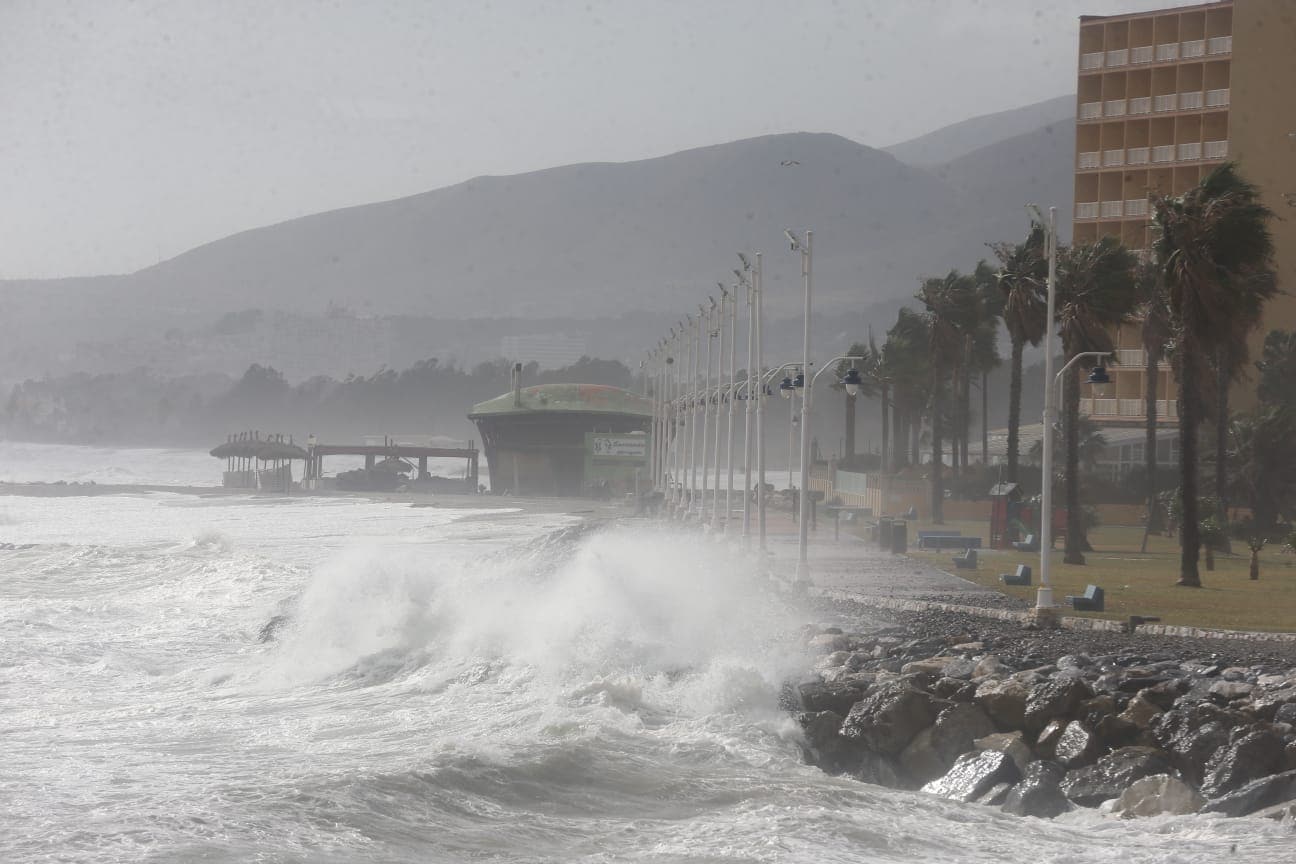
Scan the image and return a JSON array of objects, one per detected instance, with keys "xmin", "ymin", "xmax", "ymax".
[
  {"xmin": 1128, "ymin": 96, "xmax": 1152, "ymax": 115},
  {"xmin": 1208, "ymin": 35, "xmax": 1232, "ymax": 55},
  {"xmin": 1105, "ymin": 99, "xmax": 1127, "ymax": 117},
  {"xmin": 1100, "ymin": 201, "xmax": 1124, "ymax": 218},
  {"xmin": 1078, "ymin": 151, "xmax": 1101, "ymax": 169},
  {"xmin": 1103, "ymin": 149, "xmax": 1125, "ymax": 167},
  {"xmin": 1206, "ymin": 88, "xmax": 1230, "ymax": 107},
  {"xmin": 1156, "ymin": 42, "xmax": 1179, "ymax": 61},
  {"xmin": 1093, "ymin": 398, "xmax": 1118, "ymax": 415},
  {"xmin": 1204, "ymin": 139, "xmax": 1229, "ymax": 159},
  {"xmin": 1179, "ymin": 142, "xmax": 1202, "ymax": 161},
  {"xmin": 1156, "ymin": 399, "xmax": 1179, "ymax": 419},
  {"xmin": 1127, "ymin": 146, "xmax": 1150, "ymax": 165},
  {"xmin": 1131, "ymin": 45, "xmax": 1154, "ymax": 64},
  {"xmin": 1076, "ymin": 202, "xmax": 1100, "ymax": 219},
  {"xmin": 1117, "ymin": 348, "xmax": 1146, "ymax": 366},
  {"xmin": 1152, "ymin": 144, "xmax": 1176, "ymax": 163},
  {"xmin": 1106, "ymin": 48, "xmax": 1129, "ymax": 67},
  {"xmin": 1079, "ymin": 101, "xmax": 1103, "ymax": 120},
  {"xmin": 1154, "ymin": 93, "xmax": 1178, "ymax": 112},
  {"xmin": 1081, "ymin": 51, "xmax": 1105, "ymax": 70},
  {"xmin": 1180, "ymin": 90, "xmax": 1204, "ymax": 109},
  {"xmin": 1119, "ymin": 399, "xmax": 1144, "ymax": 417},
  {"xmin": 1181, "ymin": 39, "xmax": 1206, "ymax": 58},
  {"xmin": 1125, "ymin": 198, "xmax": 1148, "ymax": 217}
]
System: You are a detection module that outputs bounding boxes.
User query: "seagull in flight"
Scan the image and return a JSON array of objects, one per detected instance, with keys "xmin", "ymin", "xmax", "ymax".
[{"xmin": 780, "ymin": 159, "xmax": 800, "ymax": 166}]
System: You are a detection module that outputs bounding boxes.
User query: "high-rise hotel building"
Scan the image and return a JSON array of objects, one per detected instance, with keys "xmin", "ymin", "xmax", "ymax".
[{"xmin": 1073, "ymin": 0, "xmax": 1296, "ymax": 424}]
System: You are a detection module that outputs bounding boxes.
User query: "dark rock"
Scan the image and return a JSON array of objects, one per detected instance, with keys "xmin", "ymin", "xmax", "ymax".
[
  {"xmin": 854, "ymin": 750, "xmax": 904, "ymax": 789},
  {"xmin": 1023, "ymin": 678, "xmax": 1092, "ymax": 733},
  {"xmin": 975, "ymin": 731, "xmax": 1033, "ymax": 774},
  {"xmin": 1200, "ymin": 729, "xmax": 1286, "ymax": 798},
  {"xmin": 1056, "ymin": 654, "xmax": 1093, "ymax": 671},
  {"xmin": 1118, "ymin": 693, "xmax": 1163, "ymax": 729},
  {"xmin": 1153, "ymin": 708, "xmax": 1234, "ymax": 786},
  {"xmin": 798, "ymin": 711, "xmax": 861, "ymax": 775},
  {"xmin": 1059, "ymin": 746, "xmax": 1173, "ymax": 807},
  {"xmin": 1209, "ymin": 680, "xmax": 1256, "ymax": 703},
  {"xmin": 1079, "ymin": 695, "xmax": 1117, "ymax": 726},
  {"xmin": 899, "ymin": 727, "xmax": 946, "ymax": 786},
  {"xmin": 974, "ymin": 782, "xmax": 1013, "ymax": 806},
  {"xmin": 1035, "ymin": 719, "xmax": 1068, "ymax": 760},
  {"xmin": 932, "ymin": 677, "xmax": 977, "ymax": 702},
  {"xmin": 1001, "ymin": 761, "xmax": 1069, "ymax": 818},
  {"xmin": 975, "ymin": 678, "xmax": 1029, "ymax": 730},
  {"xmin": 1140, "ymin": 678, "xmax": 1188, "ymax": 709},
  {"xmin": 798, "ymin": 681, "xmax": 868, "ymax": 715},
  {"xmin": 922, "ymin": 750, "xmax": 1021, "ymax": 803},
  {"xmin": 840, "ymin": 682, "xmax": 937, "ymax": 755},
  {"xmin": 930, "ymin": 703, "xmax": 997, "ymax": 766},
  {"xmin": 1251, "ymin": 686, "xmax": 1296, "ymax": 721},
  {"xmin": 1201, "ymin": 769, "xmax": 1296, "ymax": 817},
  {"xmin": 1053, "ymin": 720, "xmax": 1103, "ymax": 768},
  {"xmin": 1274, "ymin": 703, "xmax": 1296, "ymax": 726}
]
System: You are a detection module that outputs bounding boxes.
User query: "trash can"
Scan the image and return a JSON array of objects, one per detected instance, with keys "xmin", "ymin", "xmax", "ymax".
[
  {"xmin": 877, "ymin": 516, "xmax": 893, "ymax": 550},
  {"xmin": 891, "ymin": 520, "xmax": 907, "ymax": 554}
]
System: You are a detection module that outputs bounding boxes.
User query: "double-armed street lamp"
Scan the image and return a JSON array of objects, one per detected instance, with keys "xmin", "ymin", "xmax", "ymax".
[
  {"xmin": 785, "ymin": 229, "xmax": 814, "ymax": 581},
  {"xmin": 734, "ymin": 253, "xmax": 766, "ymax": 548}
]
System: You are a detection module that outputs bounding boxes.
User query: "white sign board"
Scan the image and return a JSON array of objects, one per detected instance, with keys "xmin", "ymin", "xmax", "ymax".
[{"xmin": 590, "ymin": 435, "xmax": 647, "ymax": 459}]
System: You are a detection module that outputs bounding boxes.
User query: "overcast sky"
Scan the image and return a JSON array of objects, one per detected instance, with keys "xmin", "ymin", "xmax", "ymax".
[{"xmin": 2, "ymin": 0, "xmax": 1169, "ymax": 279}]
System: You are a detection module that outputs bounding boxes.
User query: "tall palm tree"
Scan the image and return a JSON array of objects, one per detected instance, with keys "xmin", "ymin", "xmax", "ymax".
[
  {"xmin": 1227, "ymin": 407, "xmax": 1296, "ymax": 538},
  {"xmin": 973, "ymin": 261, "xmax": 1005, "ymax": 466},
  {"xmin": 1055, "ymin": 237, "xmax": 1138, "ymax": 564},
  {"xmin": 917, "ymin": 271, "xmax": 978, "ymax": 522},
  {"xmin": 1151, "ymin": 162, "xmax": 1278, "ymax": 587},
  {"xmin": 1132, "ymin": 258, "xmax": 1172, "ymax": 551},
  {"xmin": 991, "ymin": 226, "xmax": 1049, "ymax": 483},
  {"xmin": 885, "ymin": 308, "xmax": 932, "ymax": 473}
]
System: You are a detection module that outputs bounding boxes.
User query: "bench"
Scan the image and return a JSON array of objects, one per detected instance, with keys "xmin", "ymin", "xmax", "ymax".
[
  {"xmin": 1067, "ymin": 584, "xmax": 1105, "ymax": 612},
  {"xmin": 1011, "ymin": 534, "xmax": 1039, "ymax": 552},
  {"xmin": 952, "ymin": 548, "xmax": 978, "ymax": 569},
  {"xmin": 1000, "ymin": 564, "xmax": 1031, "ymax": 586},
  {"xmin": 919, "ymin": 535, "xmax": 983, "ymax": 550},
  {"xmin": 918, "ymin": 530, "xmax": 962, "ymax": 539}
]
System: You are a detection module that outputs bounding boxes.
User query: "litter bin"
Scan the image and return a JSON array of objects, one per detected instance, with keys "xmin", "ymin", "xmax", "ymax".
[
  {"xmin": 890, "ymin": 520, "xmax": 907, "ymax": 554},
  {"xmin": 877, "ymin": 516, "xmax": 893, "ymax": 550}
]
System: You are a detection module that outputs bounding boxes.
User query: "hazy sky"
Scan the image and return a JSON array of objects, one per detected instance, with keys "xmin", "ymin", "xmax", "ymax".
[{"xmin": 2, "ymin": 0, "xmax": 1169, "ymax": 279}]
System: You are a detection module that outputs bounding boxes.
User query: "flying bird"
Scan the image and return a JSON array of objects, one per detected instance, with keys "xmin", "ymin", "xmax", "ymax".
[{"xmin": 780, "ymin": 159, "xmax": 800, "ymax": 166}]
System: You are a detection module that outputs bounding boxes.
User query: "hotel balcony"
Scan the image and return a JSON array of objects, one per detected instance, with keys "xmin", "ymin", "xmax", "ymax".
[
  {"xmin": 1181, "ymin": 39, "xmax": 1206, "ymax": 59},
  {"xmin": 1207, "ymin": 35, "xmax": 1232, "ymax": 55},
  {"xmin": 1204, "ymin": 140, "xmax": 1229, "ymax": 159},
  {"xmin": 1129, "ymin": 96, "xmax": 1152, "ymax": 116},
  {"xmin": 1180, "ymin": 91, "xmax": 1204, "ymax": 110},
  {"xmin": 1100, "ymin": 201, "xmax": 1124, "ymax": 218},
  {"xmin": 1105, "ymin": 99, "xmax": 1127, "ymax": 117},
  {"xmin": 1206, "ymin": 88, "xmax": 1230, "ymax": 108},
  {"xmin": 1076, "ymin": 202, "xmax": 1100, "ymax": 220},
  {"xmin": 1081, "ymin": 51, "xmax": 1104, "ymax": 70},
  {"xmin": 1130, "ymin": 45, "xmax": 1154, "ymax": 65},
  {"xmin": 1154, "ymin": 93, "xmax": 1178, "ymax": 112},
  {"xmin": 1125, "ymin": 198, "xmax": 1148, "ymax": 218},
  {"xmin": 1155, "ymin": 42, "xmax": 1179, "ymax": 62},
  {"xmin": 1127, "ymin": 146, "xmax": 1150, "ymax": 165},
  {"xmin": 1179, "ymin": 142, "xmax": 1202, "ymax": 161},
  {"xmin": 1103, "ymin": 149, "xmax": 1125, "ymax": 167},
  {"xmin": 1081, "ymin": 397, "xmax": 1179, "ymax": 420},
  {"xmin": 1078, "ymin": 151, "xmax": 1101, "ymax": 169},
  {"xmin": 1116, "ymin": 348, "xmax": 1146, "ymax": 367},
  {"xmin": 1079, "ymin": 101, "xmax": 1103, "ymax": 120},
  {"xmin": 1106, "ymin": 48, "xmax": 1129, "ymax": 67},
  {"xmin": 1152, "ymin": 144, "xmax": 1176, "ymax": 163}
]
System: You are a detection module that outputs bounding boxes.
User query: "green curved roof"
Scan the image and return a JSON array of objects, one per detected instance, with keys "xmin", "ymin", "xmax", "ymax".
[{"xmin": 469, "ymin": 383, "xmax": 652, "ymax": 419}]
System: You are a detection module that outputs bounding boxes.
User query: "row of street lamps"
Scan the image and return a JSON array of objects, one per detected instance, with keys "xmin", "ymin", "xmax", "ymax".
[{"xmin": 643, "ymin": 233, "xmax": 865, "ymax": 583}]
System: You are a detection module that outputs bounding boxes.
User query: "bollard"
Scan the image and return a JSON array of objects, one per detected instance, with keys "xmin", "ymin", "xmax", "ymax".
[
  {"xmin": 877, "ymin": 516, "xmax": 893, "ymax": 550},
  {"xmin": 890, "ymin": 520, "xmax": 907, "ymax": 554}
]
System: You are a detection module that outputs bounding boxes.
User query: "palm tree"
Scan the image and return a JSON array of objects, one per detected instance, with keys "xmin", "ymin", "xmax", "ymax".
[
  {"xmin": 884, "ymin": 308, "xmax": 932, "ymax": 472},
  {"xmin": 917, "ymin": 271, "xmax": 978, "ymax": 522},
  {"xmin": 991, "ymin": 226, "xmax": 1049, "ymax": 483},
  {"xmin": 833, "ymin": 341, "xmax": 878, "ymax": 467},
  {"xmin": 1132, "ymin": 258, "xmax": 1172, "ymax": 551},
  {"xmin": 973, "ymin": 261, "xmax": 1005, "ymax": 466},
  {"xmin": 1151, "ymin": 162, "xmax": 1279, "ymax": 587},
  {"xmin": 1055, "ymin": 237, "xmax": 1138, "ymax": 564},
  {"xmin": 1227, "ymin": 407, "xmax": 1296, "ymax": 540}
]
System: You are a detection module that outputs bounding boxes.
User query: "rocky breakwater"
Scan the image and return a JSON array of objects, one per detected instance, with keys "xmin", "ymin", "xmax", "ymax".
[{"xmin": 795, "ymin": 626, "xmax": 1296, "ymax": 820}]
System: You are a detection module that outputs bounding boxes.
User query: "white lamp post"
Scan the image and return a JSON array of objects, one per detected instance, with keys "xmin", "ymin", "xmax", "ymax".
[
  {"xmin": 699, "ymin": 299, "xmax": 716, "ymax": 520},
  {"xmin": 725, "ymin": 282, "xmax": 738, "ymax": 532},
  {"xmin": 785, "ymin": 229, "xmax": 813, "ymax": 581}
]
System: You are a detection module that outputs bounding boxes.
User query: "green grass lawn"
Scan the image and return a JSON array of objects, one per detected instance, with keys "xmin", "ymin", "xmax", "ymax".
[{"xmin": 864, "ymin": 519, "xmax": 1296, "ymax": 633}]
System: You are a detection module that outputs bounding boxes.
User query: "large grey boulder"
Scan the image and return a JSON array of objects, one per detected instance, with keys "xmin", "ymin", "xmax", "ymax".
[
  {"xmin": 1113, "ymin": 774, "xmax": 1205, "ymax": 817},
  {"xmin": 975, "ymin": 678, "xmax": 1029, "ymax": 730},
  {"xmin": 1023, "ymin": 678, "xmax": 1092, "ymax": 733},
  {"xmin": 899, "ymin": 727, "xmax": 947, "ymax": 786},
  {"xmin": 975, "ymin": 731, "xmax": 1033, "ymax": 775},
  {"xmin": 1060, "ymin": 746, "xmax": 1173, "ymax": 807},
  {"xmin": 854, "ymin": 750, "xmax": 904, "ymax": 789},
  {"xmin": 930, "ymin": 703, "xmax": 997, "ymax": 766},
  {"xmin": 798, "ymin": 711, "xmax": 861, "ymax": 775},
  {"xmin": 1053, "ymin": 720, "xmax": 1103, "ymax": 768},
  {"xmin": 1118, "ymin": 693, "xmax": 1163, "ymax": 729},
  {"xmin": 922, "ymin": 750, "xmax": 1021, "ymax": 803},
  {"xmin": 1201, "ymin": 769, "xmax": 1296, "ymax": 817},
  {"xmin": 1251, "ymin": 686, "xmax": 1296, "ymax": 721},
  {"xmin": 1200, "ymin": 728, "xmax": 1286, "ymax": 799},
  {"xmin": 840, "ymin": 682, "xmax": 938, "ymax": 755},
  {"xmin": 1153, "ymin": 710, "xmax": 1233, "ymax": 786},
  {"xmin": 1001, "ymin": 760, "xmax": 1069, "ymax": 818},
  {"xmin": 798, "ymin": 680, "xmax": 868, "ymax": 715}
]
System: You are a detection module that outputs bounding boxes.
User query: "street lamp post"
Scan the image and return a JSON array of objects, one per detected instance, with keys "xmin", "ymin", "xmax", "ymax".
[
  {"xmin": 786, "ymin": 229, "xmax": 813, "ymax": 581},
  {"xmin": 713, "ymin": 286, "xmax": 730, "ymax": 527},
  {"xmin": 735, "ymin": 257, "xmax": 756, "ymax": 544},
  {"xmin": 700, "ymin": 299, "xmax": 715, "ymax": 520},
  {"xmin": 725, "ymin": 282, "xmax": 738, "ymax": 532}
]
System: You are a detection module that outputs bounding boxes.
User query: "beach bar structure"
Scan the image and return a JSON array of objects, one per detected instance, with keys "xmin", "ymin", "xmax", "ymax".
[
  {"xmin": 469, "ymin": 378, "xmax": 651, "ymax": 497},
  {"xmin": 211, "ymin": 432, "xmax": 308, "ymax": 492}
]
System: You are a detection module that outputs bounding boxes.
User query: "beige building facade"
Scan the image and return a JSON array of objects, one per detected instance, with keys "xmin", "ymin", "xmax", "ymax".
[{"xmin": 1072, "ymin": 0, "xmax": 1296, "ymax": 422}]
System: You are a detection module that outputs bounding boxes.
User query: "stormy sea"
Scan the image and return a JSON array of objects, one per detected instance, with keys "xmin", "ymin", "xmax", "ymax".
[{"xmin": 2, "ymin": 444, "xmax": 1288, "ymax": 862}]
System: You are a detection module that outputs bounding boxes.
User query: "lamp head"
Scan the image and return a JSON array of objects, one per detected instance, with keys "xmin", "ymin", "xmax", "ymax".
[
  {"xmin": 793, "ymin": 372, "xmax": 805, "ymax": 389},
  {"xmin": 1087, "ymin": 364, "xmax": 1112, "ymax": 396},
  {"xmin": 737, "ymin": 252, "xmax": 750, "ymax": 270},
  {"xmin": 784, "ymin": 229, "xmax": 799, "ymax": 250},
  {"xmin": 842, "ymin": 367, "xmax": 863, "ymax": 397},
  {"xmin": 779, "ymin": 376, "xmax": 795, "ymax": 398}
]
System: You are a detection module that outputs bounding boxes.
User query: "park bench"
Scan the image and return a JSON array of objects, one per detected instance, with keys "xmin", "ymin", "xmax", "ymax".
[
  {"xmin": 952, "ymin": 548, "xmax": 978, "ymax": 569},
  {"xmin": 1001, "ymin": 564, "xmax": 1031, "ymax": 586},
  {"xmin": 1067, "ymin": 584, "xmax": 1105, "ymax": 612},
  {"xmin": 1011, "ymin": 534, "xmax": 1039, "ymax": 552},
  {"xmin": 918, "ymin": 530, "xmax": 962, "ymax": 539}
]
